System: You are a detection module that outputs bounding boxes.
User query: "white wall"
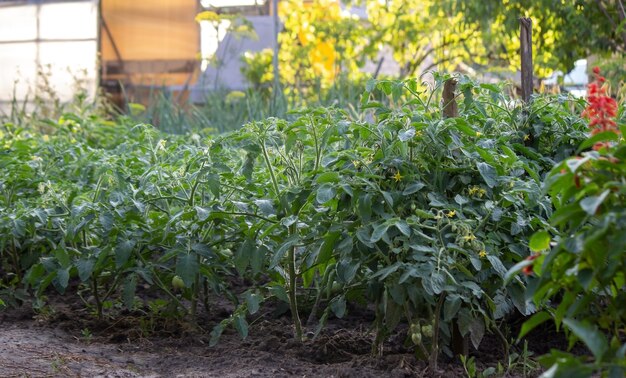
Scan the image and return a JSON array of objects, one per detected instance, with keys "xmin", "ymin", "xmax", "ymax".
[{"xmin": 0, "ymin": 1, "xmax": 98, "ymax": 114}]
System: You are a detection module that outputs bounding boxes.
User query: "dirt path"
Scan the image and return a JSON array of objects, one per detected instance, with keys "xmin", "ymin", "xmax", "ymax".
[
  {"xmin": 0, "ymin": 322, "xmax": 153, "ymax": 377},
  {"xmin": 0, "ymin": 318, "xmax": 424, "ymax": 378}
]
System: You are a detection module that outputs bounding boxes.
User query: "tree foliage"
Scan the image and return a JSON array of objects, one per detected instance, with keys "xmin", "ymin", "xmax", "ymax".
[{"xmin": 437, "ymin": 0, "xmax": 626, "ymax": 74}]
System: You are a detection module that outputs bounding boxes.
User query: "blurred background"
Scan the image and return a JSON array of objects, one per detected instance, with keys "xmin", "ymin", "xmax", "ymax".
[{"xmin": 0, "ymin": 0, "xmax": 623, "ymax": 132}]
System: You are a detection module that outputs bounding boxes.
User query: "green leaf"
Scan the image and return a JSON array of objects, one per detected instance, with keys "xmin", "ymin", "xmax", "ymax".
[
  {"xmin": 469, "ymin": 317, "xmax": 485, "ymax": 349},
  {"xmin": 403, "ymin": 181, "xmax": 425, "ymax": 195},
  {"xmin": 250, "ymin": 244, "xmax": 267, "ymax": 275},
  {"xmin": 562, "ymin": 318, "xmax": 608, "ymax": 360},
  {"xmin": 357, "ymin": 194, "xmax": 372, "ymax": 222},
  {"xmin": 176, "ymin": 253, "xmax": 199, "ymax": 287},
  {"xmin": 381, "ymin": 190, "xmax": 394, "ymax": 207},
  {"xmin": 399, "ymin": 128, "xmax": 416, "ymax": 141},
  {"xmin": 372, "ymin": 262, "xmax": 402, "ymax": 280},
  {"xmin": 195, "ymin": 206, "xmax": 210, "ymax": 221},
  {"xmin": 316, "ymin": 171, "xmax": 341, "ymax": 183},
  {"xmin": 577, "ymin": 268, "xmax": 594, "ymax": 290},
  {"xmin": 580, "ymin": 190, "xmax": 610, "ymax": 216},
  {"xmin": 430, "ymin": 271, "xmax": 445, "ymax": 294},
  {"xmin": 115, "ymin": 239, "xmax": 135, "ymax": 268},
  {"xmin": 450, "ymin": 118, "xmax": 478, "ymax": 137},
  {"xmin": 336, "ymin": 259, "xmax": 360, "ymax": 284},
  {"xmin": 235, "ymin": 239, "xmax": 256, "ymax": 275},
  {"xmin": 370, "ymin": 222, "xmax": 390, "ymax": 243},
  {"xmin": 268, "ymin": 285, "xmax": 289, "ymax": 303},
  {"xmin": 54, "ymin": 268, "xmax": 70, "ymax": 293},
  {"xmin": 122, "ymin": 274, "xmax": 137, "ymax": 310},
  {"xmin": 486, "ymin": 255, "xmax": 508, "ymax": 279},
  {"xmin": 234, "ymin": 314, "xmax": 249, "ymax": 339},
  {"xmin": 76, "ymin": 258, "xmax": 94, "ymax": 282},
  {"xmin": 392, "ymin": 219, "xmax": 411, "ymax": 237},
  {"xmin": 245, "ymin": 292, "xmax": 261, "ymax": 314},
  {"xmin": 454, "ymin": 194, "xmax": 469, "ymax": 205},
  {"xmin": 577, "ymin": 131, "xmax": 619, "ymax": 153},
  {"xmin": 209, "ymin": 323, "xmax": 225, "ymax": 347},
  {"xmin": 443, "ymin": 295, "xmax": 462, "ymax": 321},
  {"xmin": 330, "ymin": 295, "xmax": 346, "ymax": 318},
  {"xmin": 480, "ymin": 83, "xmax": 500, "ymax": 92},
  {"xmin": 517, "ymin": 311, "xmax": 551, "ymax": 340},
  {"xmin": 270, "ymin": 236, "xmax": 298, "ymax": 268},
  {"xmin": 566, "ymin": 155, "xmax": 592, "ymax": 173},
  {"xmin": 206, "ymin": 173, "xmax": 220, "ymax": 197},
  {"xmin": 316, "ymin": 184, "xmax": 336, "ymax": 204},
  {"xmin": 477, "ymin": 162, "xmax": 498, "ymax": 188},
  {"xmin": 529, "ymin": 231, "xmax": 551, "ymax": 252},
  {"xmin": 316, "ymin": 232, "xmax": 340, "ymax": 265}
]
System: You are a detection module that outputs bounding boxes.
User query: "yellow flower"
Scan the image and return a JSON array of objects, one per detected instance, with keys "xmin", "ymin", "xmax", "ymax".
[
  {"xmin": 524, "ymin": 134, "xmax": 531, "ymax": 141},
  {"xmin": 446, "ymin": 210, "xmax": 456, "ymax": 218},
  {"xmin": 468, "ymin": 186, "xmax": 479, "ymax": 195},
  {"xmin": 157, "ymin": 139, "xmax": 166, "ymax": 151},
  {"xmin": 42, "ymin": 135, "xmax": 50, "ymax": 142},
  {"xmin": 475, "ymin": 131, "xmax": 482, "ymax": 137},
  {"xmin": 463, "ymin": 234, "xmax": 476, "ymax": 242},
  {"xmin": 479, "ymin": 250, "xmax": 487, "ymax": 258},
  {"xmin": 392, "ymin": 171, "xmax": 403, "ymax": 182}
]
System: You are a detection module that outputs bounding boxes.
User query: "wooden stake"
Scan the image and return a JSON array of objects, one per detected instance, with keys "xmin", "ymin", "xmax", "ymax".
[
  {"xmin": 442, "ymin": 78, "xmax": 459, "ymax": 119},
  {"xmin": 520, "ymin": 17, "xmax": 533, "ymax": 103}
]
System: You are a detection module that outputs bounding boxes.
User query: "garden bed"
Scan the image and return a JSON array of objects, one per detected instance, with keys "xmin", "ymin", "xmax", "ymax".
[{"xmin": 1, "ymin": 291, "xmax": 556, "ymax": 378}]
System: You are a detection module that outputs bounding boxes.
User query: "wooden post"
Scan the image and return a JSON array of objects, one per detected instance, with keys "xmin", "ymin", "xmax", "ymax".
[
  {"xmin": 442, "ymin": 78, "xmax": 459, "ymax": 119},
  {"xmin": 520, "ymin": 17, "xmax": 533, "ymax": 103}
]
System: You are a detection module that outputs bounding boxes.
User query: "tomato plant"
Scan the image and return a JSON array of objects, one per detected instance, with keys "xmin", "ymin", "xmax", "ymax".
[{"xmin": 509, "ymin": 68, "xmax": 626, "ymax": 376}]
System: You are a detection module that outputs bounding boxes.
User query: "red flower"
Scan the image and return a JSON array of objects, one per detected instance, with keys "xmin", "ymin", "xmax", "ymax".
[
  {"xmin": 582, "ymin": 68, "xmax": 619, "ymax": 139},
  {"xmin": 522, "ymin": 254, "xmax": 540, "ymax": 276}
]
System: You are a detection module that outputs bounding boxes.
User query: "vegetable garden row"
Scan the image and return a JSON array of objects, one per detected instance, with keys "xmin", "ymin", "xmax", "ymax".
[{"xmin": 1, "ymin": 72, "xmax": 624, "ymax": 377}]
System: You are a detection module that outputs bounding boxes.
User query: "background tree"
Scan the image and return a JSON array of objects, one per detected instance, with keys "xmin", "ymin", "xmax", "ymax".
[
  {"xmin": 362, "ymin": 0, "xmax": 487, "ymax": 77},
  {"xmin": 436, "ymin": 0, "xmax": 626, "ymax": 75}
]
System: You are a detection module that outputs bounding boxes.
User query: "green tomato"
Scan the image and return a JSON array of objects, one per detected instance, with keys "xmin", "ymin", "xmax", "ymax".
[
  {"xmin": 411, "ymin": 332, "xmax": 422, "ymax": 344},
  {"xmin": 171, "ymin": 275, "xmax": 185, "ymax": 290},
  {"xmin": 421, "ymin": 325, "xmax": 433, "ymax": 338}
]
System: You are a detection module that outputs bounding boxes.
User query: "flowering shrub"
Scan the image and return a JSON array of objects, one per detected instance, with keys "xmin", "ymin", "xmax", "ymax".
[
  {"xmin": 510, "ymin": 68, "xmax": 626, "ymax": 376},
  {"xmin": 582, "ymin": 67, "xmax": 619, "ymax": 151}
]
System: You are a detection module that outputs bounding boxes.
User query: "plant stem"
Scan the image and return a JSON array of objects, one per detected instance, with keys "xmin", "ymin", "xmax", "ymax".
[
  {"xmin": 492, "ymin": 321, "xmax": 510, "ymax": 364},
  {"xmin": 287, "ymin": 224, "xmax": 303, "ymax": 341},
  {"xmin": 429, "ymin": 293, "xmax": 446, "ymax": 372},
  {"xmin": 260, "ymin": 139, "xmax": 280, "ymax": 197},
  {"xmin": 190, "ymin": 251, "xmax": 201, "ymax": 323},
  {"xmin": 135, "ymin": 249, "xmax": 188, "ymax": 315},
  {"xmin": 91, "ymin": 276, "xmax": 102, "ymax": 319},
  {"xmin": 10, "ymin": 238, "xmax": 22, "ymax": 282},
  {"xmin": 309, "ymin": 114, "xmax": 321, "ymax": 172},
  {"xmin": 188, "ymin": 161, "xmax": 206, "ymax": 207}
]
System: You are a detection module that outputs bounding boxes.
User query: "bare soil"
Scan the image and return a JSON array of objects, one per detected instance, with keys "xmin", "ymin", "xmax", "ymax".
[
  {"xmin": 0, "ymin": 289, "xmax": 562, "ymax": 378},
  {"xmin": 0, "ymin": 305, "xmax": 436, "ymax": 377}
]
